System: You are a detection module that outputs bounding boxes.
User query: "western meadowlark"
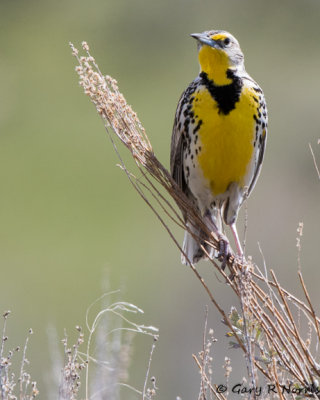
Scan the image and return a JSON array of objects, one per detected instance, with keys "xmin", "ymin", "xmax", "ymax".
[{"xmin": 170, "ymin": 30, "xmax": 267, "ymax": 265}]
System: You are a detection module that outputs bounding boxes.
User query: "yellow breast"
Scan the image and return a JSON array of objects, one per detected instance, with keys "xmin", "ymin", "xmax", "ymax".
[{"xmin": 193, "ymin": 86, "xmax": 256, "ymax": 195}]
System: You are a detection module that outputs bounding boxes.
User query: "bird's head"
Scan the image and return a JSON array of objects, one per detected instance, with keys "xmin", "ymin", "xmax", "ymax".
[{"xmin": 191, "ymin": 30, "xmax": 244, "ymax": 85}]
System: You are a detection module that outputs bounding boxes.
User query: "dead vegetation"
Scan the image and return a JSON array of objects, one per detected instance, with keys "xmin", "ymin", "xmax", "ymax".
[{"xmin": 1, "ymin": 292, "xmax": 159, "ymax": 400}]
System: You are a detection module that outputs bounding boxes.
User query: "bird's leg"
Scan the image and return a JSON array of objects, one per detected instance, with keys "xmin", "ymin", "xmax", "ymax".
[
  {"xmin": 230, "ymin": 223, "xmax": 243, "ymax": 257},
  {"xmin": 203, "ymin": 211, "xmax": 230, "ymax": 269}
]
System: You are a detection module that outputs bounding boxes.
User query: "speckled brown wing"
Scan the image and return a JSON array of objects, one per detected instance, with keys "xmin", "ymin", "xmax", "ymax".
[
  {"xmin": 170, "ymin": 92, "xmax": 186, "ymax": 195},
  {"xmin": 170, "ymin": 79, "xmax": 200, "ymax": 194},
  {"xmin": 170, "ymin": 127, "xmax": 185, "ymax": 192},
  {"xmin": 248, "ymin": 126, "xmax": 267, "ymax": 197},
  {"xmin": 245, "ymin": 79, "xmax": 268, "ymax": 198}
]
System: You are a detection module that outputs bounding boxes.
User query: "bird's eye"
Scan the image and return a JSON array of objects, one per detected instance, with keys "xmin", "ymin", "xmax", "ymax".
[{"xmin": 224, "ymin": 38, "xmax": 231, "ymax": 46}]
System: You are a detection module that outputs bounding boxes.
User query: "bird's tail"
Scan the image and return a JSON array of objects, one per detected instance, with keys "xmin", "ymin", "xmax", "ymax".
[{"xmin": 181, "ymin": 211, "xmax": 222, "ymax": 265}]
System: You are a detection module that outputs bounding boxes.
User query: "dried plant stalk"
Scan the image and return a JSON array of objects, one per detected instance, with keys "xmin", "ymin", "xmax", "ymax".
[{"xmin": 70, "ymin": 42, "xmax": 320, "ymax": 399}]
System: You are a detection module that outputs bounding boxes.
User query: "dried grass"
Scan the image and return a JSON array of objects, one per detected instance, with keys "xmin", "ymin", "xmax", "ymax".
[
  {"xmin": 82, "ymin": 292, "xmax": 158, "ymax": 400},
  {"xmin": 1, "ymin": 294, "xmax": 158, "ymax": 400},
  {"xmin": 0, "ymin": 311, "xmax": 39, "ymax": 400},
  {"xmin": 56, "ymin": 291, "xmax": 159, "ymax": 400},
  {"xmin": 70, "ymin": 41, "xmax": 320, "ymax": 399}
]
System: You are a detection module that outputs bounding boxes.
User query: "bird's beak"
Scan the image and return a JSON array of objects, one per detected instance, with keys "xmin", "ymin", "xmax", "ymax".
[{"xmin": 190, "ymin": 33, "xmax": 218, "ymax": 48}]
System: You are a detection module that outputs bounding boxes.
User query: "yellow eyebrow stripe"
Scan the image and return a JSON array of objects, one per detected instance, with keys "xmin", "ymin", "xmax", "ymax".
[{"xmin": 211, "ymin": 33, "xmax": 227, "ymax": 41}]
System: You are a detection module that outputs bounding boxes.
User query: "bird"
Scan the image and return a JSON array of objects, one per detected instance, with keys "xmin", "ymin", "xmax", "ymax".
[{"xmin": 170, "ymin": 30, "xmax": 267, "ymax": 266}]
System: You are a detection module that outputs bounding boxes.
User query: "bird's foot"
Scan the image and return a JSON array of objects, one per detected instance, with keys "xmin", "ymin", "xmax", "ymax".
[{"xmin": 217, "ymin": 235, "xmax": 231, "ymax": 270}]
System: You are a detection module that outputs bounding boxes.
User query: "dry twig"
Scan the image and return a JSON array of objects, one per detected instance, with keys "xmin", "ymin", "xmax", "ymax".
[{"xmin": 309, "ymin": 143, "xmax": 320, "ymax": 181}]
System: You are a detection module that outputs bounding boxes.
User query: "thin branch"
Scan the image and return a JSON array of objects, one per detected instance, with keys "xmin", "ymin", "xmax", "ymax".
[
  {"xmin": 298, "ymin": 271, "xmax": 320, "ymax": 344},
  {"xmin": 143, "ymin": 338, "xmax": 157, "ymax": 400},
  {"xmin": 309, "ymin": 143, "xmax": 320, "ymax": 181},
  {"xmin": 193, "ymin": 354, "xmax": 227, "ymax": 400}
]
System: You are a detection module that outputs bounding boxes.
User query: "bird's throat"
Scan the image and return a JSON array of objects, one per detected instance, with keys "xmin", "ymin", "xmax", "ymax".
[{"xmin": 198, "ymin": 46, "xmax": 232, "ymax": 86}]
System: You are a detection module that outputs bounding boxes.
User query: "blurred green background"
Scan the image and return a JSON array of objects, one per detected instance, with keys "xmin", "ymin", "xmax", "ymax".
[{"xmin": 1, "ymin": 0, "xmax": 320, "ymax": 398}]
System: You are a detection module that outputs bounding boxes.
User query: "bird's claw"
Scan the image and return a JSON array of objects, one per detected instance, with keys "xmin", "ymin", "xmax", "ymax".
[{"xmin": 218, "ymin": 236, "xmax": 231, "ymax": 270}]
